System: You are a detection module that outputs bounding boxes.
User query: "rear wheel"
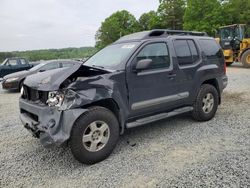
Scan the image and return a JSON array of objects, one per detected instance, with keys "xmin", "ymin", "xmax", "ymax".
[
  {"xmin": 70, "ymin": 106, "xmax": 119, "ymax": 164},
  {"xmin": 241, "ymin": 50, "xmax": 250, "ymax": 68},
  {"xmin": 192, "ymin": 84, "xmax": 219, "ymax": 121}
]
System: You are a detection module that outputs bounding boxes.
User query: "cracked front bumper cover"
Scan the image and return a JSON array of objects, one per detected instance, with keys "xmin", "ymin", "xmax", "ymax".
[{"xmin": 19, "ymin": 98, "xmax": 88, "ymax": 147}]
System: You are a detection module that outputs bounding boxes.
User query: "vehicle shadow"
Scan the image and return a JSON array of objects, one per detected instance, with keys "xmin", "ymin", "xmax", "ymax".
[
  {"xmin": 0, "ymin": 85, "xmax": 19, "ymax": 94},
  {"xmin": 229, "ymin": 63, "xmax": 245, "ymax": 69},
  {"xmin": 23, "ymin": 112, "xmax": 198, "ymax": 170}
]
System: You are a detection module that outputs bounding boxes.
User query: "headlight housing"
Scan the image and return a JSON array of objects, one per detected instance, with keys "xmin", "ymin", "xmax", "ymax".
[
  {"xmin": 5, "ymin": 77, "xmax": 19, "ymax": 82},
  {"xmin": 46, "ymin": 91, "xmax": 64, "ymax": 107}
]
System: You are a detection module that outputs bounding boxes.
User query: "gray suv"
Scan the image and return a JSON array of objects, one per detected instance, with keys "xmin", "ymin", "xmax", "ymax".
[{"xmin": 19, "ymin": 30, "xmax": 228, "ymax": 164}]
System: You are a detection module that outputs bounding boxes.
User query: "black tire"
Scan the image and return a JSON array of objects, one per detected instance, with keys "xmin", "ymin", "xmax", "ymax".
[
  {"xmin": 70, "ymin": 106, "xmax": 119, "ymax": 164},
  {"xmin": 241, "ymin": 50, "xmax": 250, "ymax": 68},
  {"xmin": 226, "ymin": 62, "xmax": 233, "ymax": 66},
  {"xmin": 192, "ymin": 84, "xmax": 219, "ymax": 121}
]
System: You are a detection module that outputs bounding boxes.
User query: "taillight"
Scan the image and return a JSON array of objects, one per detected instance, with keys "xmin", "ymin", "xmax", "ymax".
[{"xmin": 223, "ymin": 61, "xmax": 227, "ymax": 74}]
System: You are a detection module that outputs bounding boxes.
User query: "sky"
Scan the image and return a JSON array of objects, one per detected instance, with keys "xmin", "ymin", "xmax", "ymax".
[{"xmin": 0, "ymin": 0, "xmax": 159, "ymax": 52}]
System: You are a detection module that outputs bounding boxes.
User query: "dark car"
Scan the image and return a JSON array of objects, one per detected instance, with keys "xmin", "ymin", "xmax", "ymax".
[
  {"xmin": 19, "ymin": 30, "xmax": 228, "ymax": 164},
  {"xmin": 2, "ymin": 60, "xmax": 80, "ymax": 91},
  {"xmin": 0, "ymin": 57, "xmax": 33, "ymax": 79}
]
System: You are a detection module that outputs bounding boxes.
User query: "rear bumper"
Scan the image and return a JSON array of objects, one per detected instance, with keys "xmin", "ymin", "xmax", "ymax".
[{"xmin": 19, "ymin": 98, "xmax": 88, "ymax": 147}]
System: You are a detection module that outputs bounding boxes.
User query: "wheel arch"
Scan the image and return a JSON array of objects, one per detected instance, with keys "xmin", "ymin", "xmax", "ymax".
[
  {"xmin": 201, "ymin": 79, "xmax": 221, "ymax": 104},
  {"xmin": 80, "ymin": 98, "xmax": 124, "ymax": 134}
]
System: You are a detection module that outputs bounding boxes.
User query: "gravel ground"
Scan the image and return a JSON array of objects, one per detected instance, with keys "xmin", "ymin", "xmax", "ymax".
[{"xmin": 0, "ymin": 64, "xmax": 249, "ymax": 187}]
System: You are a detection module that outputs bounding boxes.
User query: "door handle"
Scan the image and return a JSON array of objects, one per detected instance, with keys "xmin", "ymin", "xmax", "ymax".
[{"xmin": 168, "ymin": 73, "xmax": 176, "ymax": 79}]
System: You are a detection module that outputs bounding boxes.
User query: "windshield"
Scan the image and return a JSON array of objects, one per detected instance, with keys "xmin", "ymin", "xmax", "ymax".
[
  {"xmin": 220, "ymin": 27, "xmax": 235, "ymax": 40},
  {"xmin": 1, "ymin": 59, "xmax": 8, "ymax": 65},
  {"xmin": 84, "ymin": 42, "xmax": 139, "ymax": 70},
  {"xmin": 29, "ymin": 63, "xmax": 46, "ymax": 71}
]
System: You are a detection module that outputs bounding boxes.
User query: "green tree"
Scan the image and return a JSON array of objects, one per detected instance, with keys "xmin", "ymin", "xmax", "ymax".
[
  {"xmin": 158, "ymin": 0, "xmax": 186, "ymax": 30},
  {"xmin": 222, "ymin": 0, "xmax": 250, "ymax": 26},
  {"xmin": 138, "ymin": 11, "xmax": 162, "ymax": 30},
  {"xmin": 184, "ymin": 0, "xmax": 224, "ymax": 35},
  {"xmin": 95, "ymin": 10, "xmax": 140, "ymax": 49}
]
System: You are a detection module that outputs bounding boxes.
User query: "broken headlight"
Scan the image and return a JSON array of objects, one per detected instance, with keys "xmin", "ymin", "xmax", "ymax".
[{"xmin": 46, "ymin": 91, "xmax": 64, "ymax": 107}]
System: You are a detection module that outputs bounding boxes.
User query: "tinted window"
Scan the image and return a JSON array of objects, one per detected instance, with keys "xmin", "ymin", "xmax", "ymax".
[
  {"xmin": 174, "ymin": 40, "xmax": 199, "ymax": 66},
  {"xmin": 20, "ymin": 59, "xmax": 27, "ymax": 65},
  {"xmin": 174, "ymin": 40, "xmax": 193, "ymax": 66},
  {"xmin": 136, "ymin": 43, "xmax": 170, "ymax": 70},
  {"xmin": 199, "ymin": 39, "xmax": 223, "ymax": 59},
  {"xmin": 61, "ymin": 62, "xmax": 75, "ymax": 68},
  {"xmin": 8, "ymin": 59, "xmax": 18, "ymax": 66},
  {"xmin": 187, "ymin": 40, "xmax": 199, "ymax": 62},
  {"xmin": 40, "ymin": 63, "xmax": 59, "ymax": 71}
]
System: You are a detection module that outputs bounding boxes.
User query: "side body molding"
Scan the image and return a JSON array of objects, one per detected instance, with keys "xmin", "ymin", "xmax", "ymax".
[{"xmin": 131, "ymin": 92, "xmax": 189, "ymax": 110}]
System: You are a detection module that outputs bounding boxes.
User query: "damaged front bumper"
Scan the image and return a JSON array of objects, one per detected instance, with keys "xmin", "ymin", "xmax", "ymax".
[{"xmin": 19, "ymin": 98, "xmax": 88, "ymax": 147}]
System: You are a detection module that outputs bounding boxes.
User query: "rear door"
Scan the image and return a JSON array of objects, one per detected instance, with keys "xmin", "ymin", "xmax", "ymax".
[
  {"xmin": 172, "ymin": 38, "xmax": 202, "ymax": 104},
  {"xmin": 19, "ymin": 59, "xmax": 30, "ymax": 71},
  {"xmin": 126, "ymin": 41, "xmax": 185, "ymax": 117}
]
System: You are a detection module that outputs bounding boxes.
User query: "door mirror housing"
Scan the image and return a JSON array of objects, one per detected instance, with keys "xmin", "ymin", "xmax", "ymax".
[
  {"xmin": 135, "ymin": 59, "xmax": 153, "ymax": 72},
  {"xmin": 39, "ymin": 69, "xmax": 45, "ymax": 72}
]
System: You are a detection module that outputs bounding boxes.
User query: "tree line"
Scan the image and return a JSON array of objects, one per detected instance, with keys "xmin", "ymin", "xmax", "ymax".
[
  {"xmin": 0, "ymin": 47, "xmax": 97, "ymax": 63},
  {"xmin": 96, "ymin": 0, "xmax": 250, "ymax": 48},
  {"xmin": 1, "ymin": 0, "xmax": 249, "ymax": 62}
]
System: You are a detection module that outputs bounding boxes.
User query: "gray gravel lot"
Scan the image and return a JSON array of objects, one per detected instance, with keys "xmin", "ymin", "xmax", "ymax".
[{"xmin": 0, "ymin": 64, "xmax": 249, "ymax": 187}]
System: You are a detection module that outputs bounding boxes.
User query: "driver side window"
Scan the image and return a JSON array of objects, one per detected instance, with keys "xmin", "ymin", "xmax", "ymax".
[
  {"xmin": 136, "ymin": 43, "xmax": 170, "ymax": 70},
  {"xmin": 7, "ymin": 59, "xmax": 18, "ymax": 66}
]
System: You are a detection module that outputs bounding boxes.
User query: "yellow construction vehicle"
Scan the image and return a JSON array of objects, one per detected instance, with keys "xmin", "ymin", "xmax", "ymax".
[{"xmin": 216, "ymin": 24, "xmax": 250, "ymax": 67}]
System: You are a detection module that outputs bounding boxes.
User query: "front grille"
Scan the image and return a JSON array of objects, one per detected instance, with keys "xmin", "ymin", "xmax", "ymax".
[
  {"xmin": 22, "ymin": 85, "xmax": 48, "ymax": 104},
  {"xmin": 20, "ymin": 109, "xmax": 39, "ymax": 122}
]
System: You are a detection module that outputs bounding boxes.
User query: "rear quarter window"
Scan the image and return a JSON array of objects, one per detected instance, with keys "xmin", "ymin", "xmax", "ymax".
[{"xmin": 199, "ymin": 39, "xmax": 223, "ymax": 59}]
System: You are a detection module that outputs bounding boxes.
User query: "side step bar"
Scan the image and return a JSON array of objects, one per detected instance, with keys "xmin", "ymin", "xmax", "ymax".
[{"xmin": 126, "ymin": 106, "xmax": 193, "ymax": 129}]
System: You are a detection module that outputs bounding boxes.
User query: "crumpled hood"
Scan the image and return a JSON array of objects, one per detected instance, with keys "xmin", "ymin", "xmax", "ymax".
[
  {"xmin": 23, "ymin": 63, "xmax": 111, "ymax": 91},
  {"xmin": 24, "ymin": 64, "xmax": 81, "ymax": 91}
]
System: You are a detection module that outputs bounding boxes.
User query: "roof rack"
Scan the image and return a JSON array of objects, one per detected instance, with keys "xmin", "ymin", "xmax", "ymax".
[{"xmin": 115, "ymin": 29, "xmax": 208, "ymax": 43}]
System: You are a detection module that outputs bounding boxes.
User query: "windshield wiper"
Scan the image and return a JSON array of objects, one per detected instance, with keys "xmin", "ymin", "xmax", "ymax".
[{"xmin": 91, "ymin": 65, "xmax": 105, "ymax": 69}]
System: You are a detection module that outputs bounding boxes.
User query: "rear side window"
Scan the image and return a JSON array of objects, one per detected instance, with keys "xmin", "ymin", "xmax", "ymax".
[
  {"xmin": 20, "ymin": 59, "xmax": 27, "ymax": 65},
  {"xmin": 187, "ymin": 40, "xmax": 199, "ymax": 62},
  {"xmin": 173, "ymin": 39, "xmax": 199, "ymax": 66},
  {"xmin": 136, "ymin": 42, "xmax": 170, "ymax": 70},
  {"xmin": 199, "ymin": 39, "xmax": 223, "ymax": 59},
  {"xmin": 61, "ymin": 62, "xmax": 75, "ymax": 68}
]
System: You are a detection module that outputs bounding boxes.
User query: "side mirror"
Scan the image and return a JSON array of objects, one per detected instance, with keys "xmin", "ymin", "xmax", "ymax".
[
  {"xmin": 39, "ymin": 69, "xmax": 45, "ymax": 72},
  {"xmin": 135, "ymin": 59, "xmax": 153, "ymax": 72}
]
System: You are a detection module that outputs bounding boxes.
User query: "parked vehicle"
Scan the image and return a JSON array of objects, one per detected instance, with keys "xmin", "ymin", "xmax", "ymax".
[
  {"xmin": 215, "ymin": 24, "xmax": 250, "ymax": 67},
  {"xmin": 19, "ymin": 30, "xmax": 228, "ymax": 164},
  {"xmin": 2, "ymin": 60, "xmax": 80, "ymax": 91},
  {"xmin": 0, "ymin": 57, "xmax": 33, "ymax": 79}
]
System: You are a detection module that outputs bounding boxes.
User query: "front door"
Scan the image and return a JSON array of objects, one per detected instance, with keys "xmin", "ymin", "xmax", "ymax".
[
  {"xmin": 126, "ymin": 41, "xmax": 185, "ymax": 117},
  {"xmin": 3, "ymin": 59, "xmax": 19, "ymax": 76}
]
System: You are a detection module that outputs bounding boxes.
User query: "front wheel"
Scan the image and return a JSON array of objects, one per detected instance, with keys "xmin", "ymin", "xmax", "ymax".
[
  {"xmin": 192, "ymin": 84, "xmax": 219, "ymax": 121},
  {"xmin": 70, "ymin": 107, "xmax": 119, "ymax": 164}
]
